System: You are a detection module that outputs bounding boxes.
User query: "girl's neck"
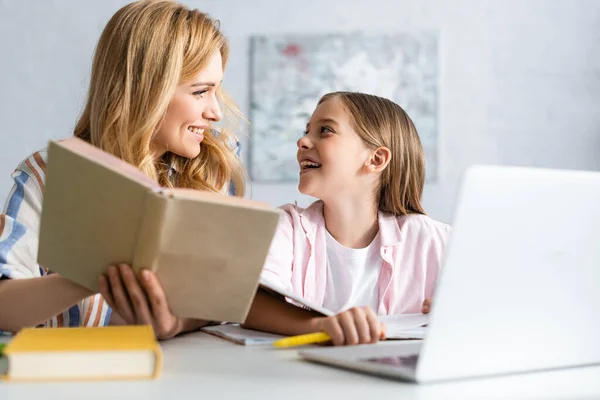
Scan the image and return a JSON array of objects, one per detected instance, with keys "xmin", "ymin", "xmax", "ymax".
[{"xmin": 322, "ymin": 196, "xmax": 379, "ymax": 249}]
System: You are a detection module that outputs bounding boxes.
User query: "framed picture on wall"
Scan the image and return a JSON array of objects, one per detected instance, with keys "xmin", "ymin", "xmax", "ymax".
[{"xmin": 248, "ymin": 31, "xmax": 439, "ymax": 183}]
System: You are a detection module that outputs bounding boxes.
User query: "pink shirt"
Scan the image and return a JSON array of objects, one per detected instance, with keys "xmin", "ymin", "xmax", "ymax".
[{"xmin": 261, "ymin": 201, "xmax": 452, "ymax": 315}]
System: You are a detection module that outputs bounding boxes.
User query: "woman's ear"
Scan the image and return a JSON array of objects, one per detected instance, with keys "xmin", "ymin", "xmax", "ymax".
[{"xmin": 365, "ymin": 146, "xmax": 391, "ymax": 173}]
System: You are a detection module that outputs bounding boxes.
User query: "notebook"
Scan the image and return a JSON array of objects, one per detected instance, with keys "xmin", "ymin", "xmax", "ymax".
[
  {"xmin": 37, "ymin": 138, "xmax": 281, "ymax": 323},
  {"xmin": 201, "ymin": 324, "xmax": 284, "ymax": 345},
  {"xmin": 2, "ymin": 326, "xmax": 161, "ymax": 381},
  {"xmin": 201, "ymin": 317, "xmax": 428, "ymax": 347},
  {"xmin": 379, "ymin": 314, "xmax": 428, "ymax": 340}
]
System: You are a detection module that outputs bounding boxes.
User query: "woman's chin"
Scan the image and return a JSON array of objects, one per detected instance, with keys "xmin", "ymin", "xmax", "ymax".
[{"xmin": 172, "ymin": 144, "xmax": 201, "ymax": 159}]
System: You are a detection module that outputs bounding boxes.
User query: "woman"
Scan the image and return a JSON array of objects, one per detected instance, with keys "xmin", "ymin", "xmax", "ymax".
[{"xmin": 0, "ymin": 0, "xmax": 246, "ymax": 339}]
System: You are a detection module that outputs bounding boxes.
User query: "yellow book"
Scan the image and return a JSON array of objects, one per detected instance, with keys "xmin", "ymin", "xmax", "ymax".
[{"xmin": 3, "ymin": 325, "xmax": 162, "ymax": 382}]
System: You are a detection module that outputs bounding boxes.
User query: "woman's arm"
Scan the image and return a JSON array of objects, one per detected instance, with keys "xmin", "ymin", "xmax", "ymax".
[
  {"xmin": 0, "ymin": 159, "xmax": 92, "ymax": 332},
  {"xmin": 0, "ymin": 275, "xmax": 92, "ymax": 332}
]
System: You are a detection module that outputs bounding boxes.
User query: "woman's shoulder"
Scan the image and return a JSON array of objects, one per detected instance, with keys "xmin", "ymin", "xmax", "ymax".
[{"xmin": 13, "ymin": 149, "xmax": 49, "ymax": 186}]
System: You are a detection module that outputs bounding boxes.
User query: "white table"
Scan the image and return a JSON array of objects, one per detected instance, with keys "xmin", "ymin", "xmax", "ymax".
[{"xmin": 1, "ymin": 332, "xmax": 599, "ymax": 399}]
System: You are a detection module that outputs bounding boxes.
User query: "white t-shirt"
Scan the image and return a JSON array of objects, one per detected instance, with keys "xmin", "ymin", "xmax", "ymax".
[{"xmin": 322, "ymin": 230, "xmax": 382, "ymax": 313}]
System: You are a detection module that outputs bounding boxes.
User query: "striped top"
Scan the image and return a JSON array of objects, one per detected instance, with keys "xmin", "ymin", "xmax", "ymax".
[
  {"xmin": 0, "ymin": 150, "xmax": 111, "ymax": 328},
  {"xmin": 1, "ymin": 140, "xmax": 242, "ymax": 330}
]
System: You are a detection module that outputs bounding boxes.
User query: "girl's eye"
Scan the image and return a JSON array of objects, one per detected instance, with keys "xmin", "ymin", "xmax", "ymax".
[
  {"xmin": 302, "ymin": 126, "xmax": 333, "ymax": 137},
  {"xmin": 193, "ymin": 89, "xmax": 208, "ymax": 98}
]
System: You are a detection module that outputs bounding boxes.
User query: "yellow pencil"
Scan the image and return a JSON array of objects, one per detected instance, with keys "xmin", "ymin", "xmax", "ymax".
[{"xmin": 273, "ymin": 332, "xmax": 331, "ymax": 348}]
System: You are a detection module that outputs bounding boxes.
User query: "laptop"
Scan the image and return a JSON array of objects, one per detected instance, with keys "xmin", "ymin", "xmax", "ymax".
[{"xmin": 299, "ymin": 165, "xmax": 600, "ymax": 383}]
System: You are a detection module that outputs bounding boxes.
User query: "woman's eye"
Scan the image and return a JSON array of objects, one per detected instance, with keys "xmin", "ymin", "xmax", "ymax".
[{"xmin": 193, "ymin": 89, "xmax": 208, "ymax": 98}]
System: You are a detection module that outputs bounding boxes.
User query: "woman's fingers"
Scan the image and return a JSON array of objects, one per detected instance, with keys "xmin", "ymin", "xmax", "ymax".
[
  {"xmin": 139, "ymin": 269, "xmax": 179, "ymax": 337},
  {"xmin": 106, "ymin": 265, "xmax": 135, "ymax": 323},
  {"xmin": 118, "ymin": 264, "xmax": 153, "ymax": 325}
]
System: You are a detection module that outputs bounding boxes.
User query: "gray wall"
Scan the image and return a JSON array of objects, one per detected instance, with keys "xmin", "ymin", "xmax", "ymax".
[{"xmin": 1, "ymin": 0, "xmax": 599, "ymax": 223}]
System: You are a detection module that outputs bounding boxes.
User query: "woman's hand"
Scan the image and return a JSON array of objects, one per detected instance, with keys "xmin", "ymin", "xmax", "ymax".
[
  {"xmin": 313, "ymin": 306, "xmax": 386, "ymax": 346},
  {"xmin": 99, "ymin": 264, "xmax": 204, "ymax": 340}
]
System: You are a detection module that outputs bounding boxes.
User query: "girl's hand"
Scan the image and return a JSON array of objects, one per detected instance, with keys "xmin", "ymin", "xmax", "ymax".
[
  {"xmin": 314, "ymin": 306, "xmax": 386, "ymax": 346},
  {"xmin": 99, "ymin": 264, "xmax": 184, "ymax": 340},
  {"xmin": 422, "ymin": 298, "xmax": 433, "ymax": 314}
]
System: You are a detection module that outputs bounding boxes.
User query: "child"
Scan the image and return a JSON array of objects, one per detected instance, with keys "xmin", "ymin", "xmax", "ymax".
[
  {"xmin": 244, "ymin": 92, "xmax": 451, "ymax": 346},
  {"xmin": 0, "ymin": 0, "xmax": 246, "ymax": 339}
]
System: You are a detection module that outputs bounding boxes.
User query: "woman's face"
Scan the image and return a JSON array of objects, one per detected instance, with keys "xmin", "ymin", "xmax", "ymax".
[{"xmin": 153, "ymin": 51, "xmax": 224, "ymax": 158}]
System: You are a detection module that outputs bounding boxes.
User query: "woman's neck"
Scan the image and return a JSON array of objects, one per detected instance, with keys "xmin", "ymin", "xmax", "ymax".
[{"xmin": 322, "ymin": 196, "xmax": 379, "ymax": 249}]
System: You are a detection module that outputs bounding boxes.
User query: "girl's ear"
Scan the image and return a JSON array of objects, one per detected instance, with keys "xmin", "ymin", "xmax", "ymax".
[{"xmin": 365, "ymin": 146, "xmax": 391, "ymax": 173}]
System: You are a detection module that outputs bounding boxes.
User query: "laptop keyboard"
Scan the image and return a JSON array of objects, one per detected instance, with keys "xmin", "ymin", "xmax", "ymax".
[{"xmin": 362, "ymin": 353, "xmax": 419, "ymax": 368}]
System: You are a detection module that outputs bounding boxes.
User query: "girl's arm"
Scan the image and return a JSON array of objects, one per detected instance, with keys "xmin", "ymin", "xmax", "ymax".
[
  {"xmin": 244, "ymin": 290, "xmax": 386, "ymax": 346},
  {"xmin": 242, "ymin": 289, "xmax": 323, "ymax": 336}
]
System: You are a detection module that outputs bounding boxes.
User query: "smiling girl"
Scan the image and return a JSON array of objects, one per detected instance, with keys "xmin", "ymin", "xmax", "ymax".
[{"xmin": 244, "ymin": 92, "xmax": 451, "ymax": 346}]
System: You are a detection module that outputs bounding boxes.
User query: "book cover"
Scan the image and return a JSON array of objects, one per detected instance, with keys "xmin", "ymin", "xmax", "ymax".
[
  {"xmin": 3, "ymin": 326, "xmax": 162, "ymax": 381},
  {"xmin": 38, "ymin": 138, "xmax": 281, "ymax": 323}
]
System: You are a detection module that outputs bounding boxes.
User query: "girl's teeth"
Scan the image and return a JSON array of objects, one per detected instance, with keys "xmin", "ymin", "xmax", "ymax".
[{"xmin": 300, "ymin": 161, "xmax": 321, "ymax": 168}]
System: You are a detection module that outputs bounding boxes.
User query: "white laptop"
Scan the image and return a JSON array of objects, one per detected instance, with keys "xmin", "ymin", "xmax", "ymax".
[{"xmin": 299, "ymin": 165, "xmax": 600, "ymax": 383}]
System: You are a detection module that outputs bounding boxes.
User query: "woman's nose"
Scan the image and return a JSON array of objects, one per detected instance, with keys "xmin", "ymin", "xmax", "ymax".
[{"xmin": 203, "ymin": 95, "xmax": 223, "ymax": 122}]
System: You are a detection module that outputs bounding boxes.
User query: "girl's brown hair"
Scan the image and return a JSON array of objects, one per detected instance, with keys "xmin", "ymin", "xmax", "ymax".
[{"xmin": 319, "ymin": 92, "xmax": 426, "ymax": 215}]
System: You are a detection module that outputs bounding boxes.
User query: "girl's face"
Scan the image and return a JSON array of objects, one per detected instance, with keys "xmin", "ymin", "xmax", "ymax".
[
  {"xmin": 297, "ymin": 97, "xmax": 375, "ymax": 201},
  {"xmin": 153, "ymin": 51, "xmax": 224, "ymax": 159}
]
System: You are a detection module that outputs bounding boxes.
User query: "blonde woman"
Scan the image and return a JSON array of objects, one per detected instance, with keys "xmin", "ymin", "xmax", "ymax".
[
  {"xmin": 0, "ymin": 0, "xmax": 246, "ymax": 339},
  {"xmin": 244, "ymin": 92, "xmax": 452, "ymax": 346}
]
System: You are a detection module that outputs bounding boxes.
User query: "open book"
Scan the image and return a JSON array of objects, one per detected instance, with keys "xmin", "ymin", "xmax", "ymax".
[{"xmin": 37, "ymin": 138, "xmax": 281, "ymax": 323}]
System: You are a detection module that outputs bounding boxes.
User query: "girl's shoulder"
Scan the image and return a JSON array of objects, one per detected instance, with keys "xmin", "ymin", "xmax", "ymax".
[
  {"xmin": 398, "ymin": 213, "xmax": 451, "ymax": 231},
  {"xmin": 275, "ymin": 201, "xmax": 325, "ymax": 236},
  {"xmin": 278, "ymin": 200, "xmax": 322, "ymax": 218},
  {"xmin": 393, "ymin": 213, "xmax": 452, "ymax": 244}
]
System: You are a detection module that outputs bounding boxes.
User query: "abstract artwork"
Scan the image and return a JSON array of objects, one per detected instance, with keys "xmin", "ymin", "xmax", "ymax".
[{"xmin": 249, "ymin": 32, "xmax": 438, "ymax": 182}]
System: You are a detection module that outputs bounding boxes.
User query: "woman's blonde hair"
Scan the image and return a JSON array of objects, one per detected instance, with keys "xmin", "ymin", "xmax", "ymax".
[
  {"xmin": 318, "ymin": 92, "xmax": 426, "ymax": 216},
  {"xmin": 74, "ymin": 0, "xmax": 246, "ymax": 196}
]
